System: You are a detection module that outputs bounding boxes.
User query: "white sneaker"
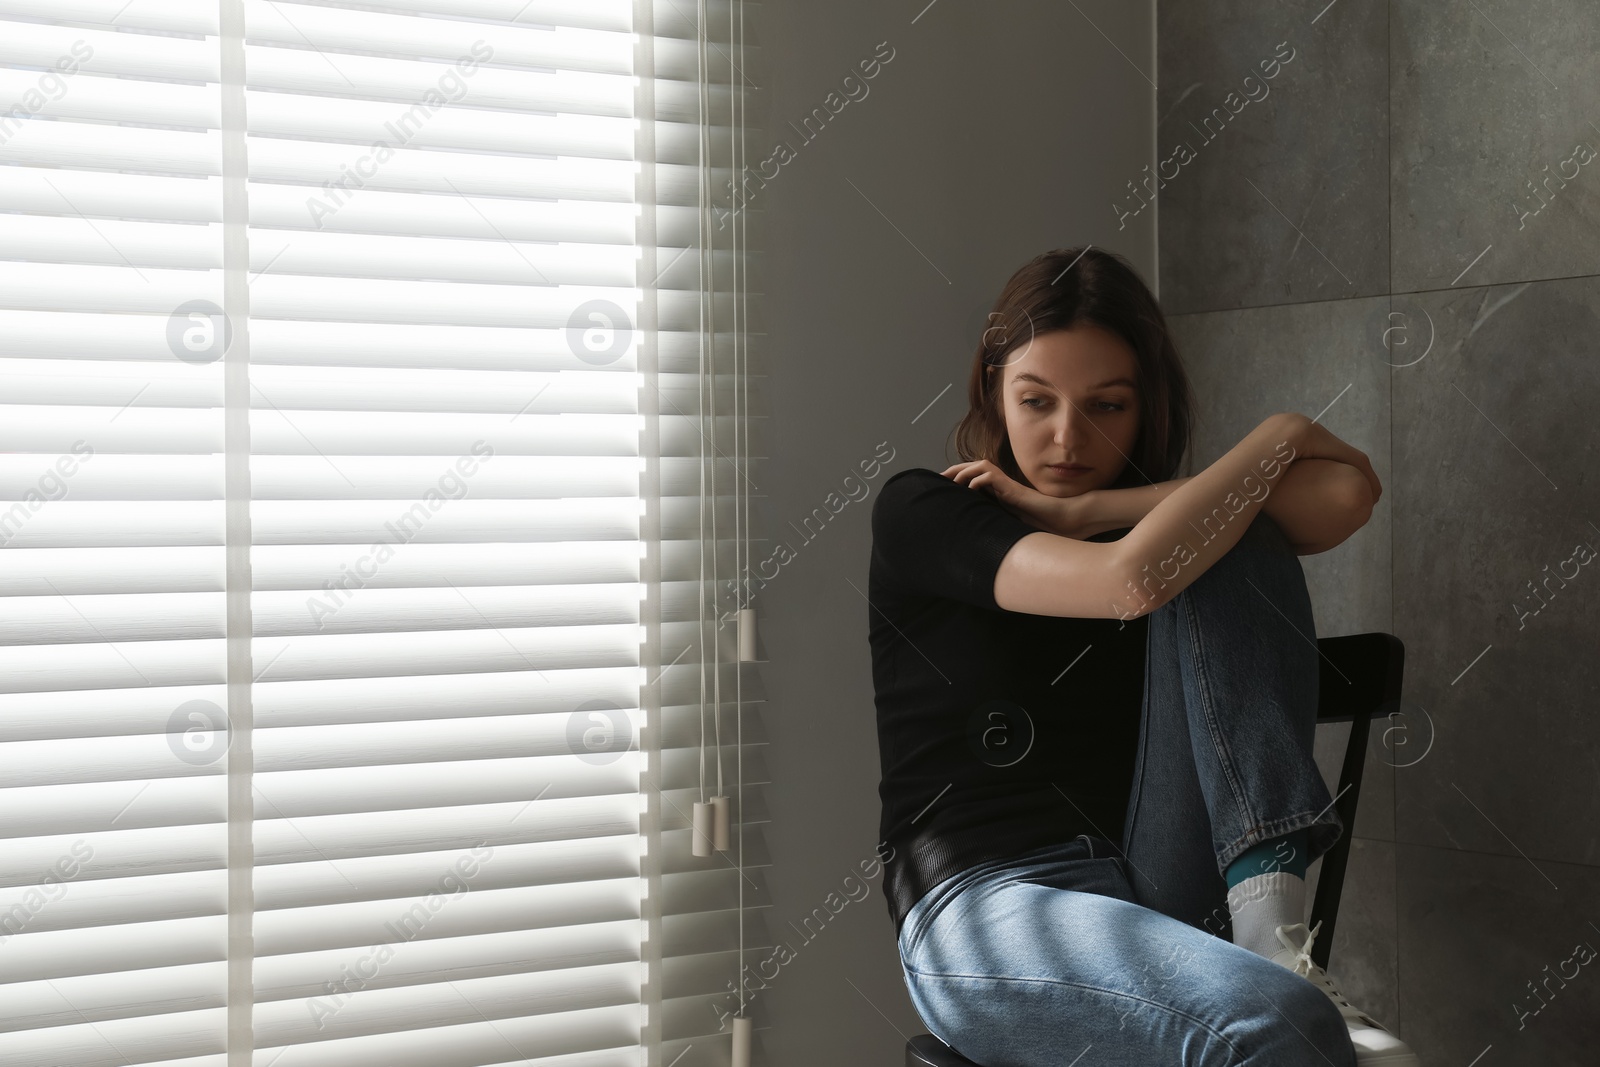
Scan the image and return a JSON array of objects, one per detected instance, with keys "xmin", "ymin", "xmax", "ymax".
[{"xmin": 1269, "ymin": 921, "xmax": 1421, "ymax": 1067}]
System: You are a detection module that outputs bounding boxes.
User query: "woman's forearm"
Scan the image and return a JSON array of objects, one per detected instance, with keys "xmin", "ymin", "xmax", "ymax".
[
  {"xmin": 1106, "ymin": 413, "xmax": 1307, "ymax": 619},
  {"xmin": 1071, "ymin": 478, "xmax": 1193, "ymax": 537},
  {"xmin": 1259, "ymin": 457, "xmax": 1374, "ymax": 553},
  {"xmin": 1073, "ymin": 443, "xmax": 1371, "ymax": 550}
]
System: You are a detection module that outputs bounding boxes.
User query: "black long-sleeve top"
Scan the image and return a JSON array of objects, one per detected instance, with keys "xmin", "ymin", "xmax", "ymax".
[{"xmin": 868, "ymin": 466, "xmax": 1149, "ymax": 937}]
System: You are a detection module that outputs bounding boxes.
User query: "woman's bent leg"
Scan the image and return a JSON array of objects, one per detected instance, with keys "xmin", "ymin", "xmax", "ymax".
[
  {"xmin": 897, "ymin": 837, "xmax": 1357, "ymax": 1067},
  {"xmin": 1118, "ymin": 510, "xmax": 1345, "ymax": 936}
]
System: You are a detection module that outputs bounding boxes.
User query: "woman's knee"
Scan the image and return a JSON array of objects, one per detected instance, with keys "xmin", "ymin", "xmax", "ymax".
[
  {"xmin": 1204, "ymin": 511, "xmax": 1310, "ymax": 601},
  {"xmin": 1163, "ymin": 510, "xmax": 1307, "ymax": 615},
  {"xmin": 1227, "ymin": 962, "xmax": 1357, "ymax": 1066}
]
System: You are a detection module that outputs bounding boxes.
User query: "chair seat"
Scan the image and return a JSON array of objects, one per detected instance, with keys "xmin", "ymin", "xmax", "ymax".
[{"xmin": 905, "ymin": 1032, "xmax": 982, "ymax": 1066}]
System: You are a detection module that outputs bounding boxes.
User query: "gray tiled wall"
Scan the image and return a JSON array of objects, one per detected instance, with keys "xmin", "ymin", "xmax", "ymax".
[{"xmin": 1159, "ymin": 0, "xmax": 1600, "ymax": 1061}]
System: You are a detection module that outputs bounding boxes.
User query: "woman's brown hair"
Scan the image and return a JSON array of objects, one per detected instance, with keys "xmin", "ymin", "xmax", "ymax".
[{"xmin": 951, "ymin": 247, "xmax": 1195, "ymax": 491}]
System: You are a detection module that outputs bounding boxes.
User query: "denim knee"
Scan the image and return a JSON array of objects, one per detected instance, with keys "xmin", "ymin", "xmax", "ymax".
[
  {"xmin": 1237, "ymin": 510, "xmax": 1295, "ymax": 556},
  {"xmin": 1236, "ymin": 965, "xmax": 1358, "ymax": 1067}
]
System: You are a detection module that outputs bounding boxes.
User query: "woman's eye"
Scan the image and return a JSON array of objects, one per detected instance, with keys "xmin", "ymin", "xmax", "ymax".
[{"xmin": 1020, "ymin": 397, "xmax": 1127, "ymax": 411}]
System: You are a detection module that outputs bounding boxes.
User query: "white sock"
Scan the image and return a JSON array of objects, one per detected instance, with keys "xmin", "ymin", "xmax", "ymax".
[{"xmin": 1227, "ymin": 870, "xmax": 1306, "ymax": 959}]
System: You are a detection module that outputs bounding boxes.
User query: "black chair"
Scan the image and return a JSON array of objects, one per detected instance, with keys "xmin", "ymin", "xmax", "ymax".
[{"xmin": 905, "ymin": 632, "xmax": 1405, "ymax": 1067}]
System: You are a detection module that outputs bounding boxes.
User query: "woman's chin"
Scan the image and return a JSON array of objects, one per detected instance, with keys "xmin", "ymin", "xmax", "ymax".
[{"xmin": 1029, "ymin": 479, "xmax": 1089, "ymax": 499}]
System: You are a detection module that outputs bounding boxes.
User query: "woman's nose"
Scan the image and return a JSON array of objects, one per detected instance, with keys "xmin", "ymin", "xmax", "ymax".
[{"xmin": 1054, "ymin": 406, "xmax": 1089, "ymax": 446}]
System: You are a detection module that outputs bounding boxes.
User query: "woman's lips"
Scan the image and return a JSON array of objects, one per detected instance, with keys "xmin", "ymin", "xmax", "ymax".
[{"xmin": 1047, "ymin": 464, "xmax": 1091, "ymax": 476}]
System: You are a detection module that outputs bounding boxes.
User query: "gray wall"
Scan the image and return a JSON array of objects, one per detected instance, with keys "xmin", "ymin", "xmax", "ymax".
[
  {"xmin": 750, "ymin": 0, "xmax": 1596, "ymax": 1064},
  {"xmin": 1159, "ymin": 1, "xmax": 1600, "ymax": 1063},
  {"xmin": 752, "ymin": 2, "xmax": 1156, "ymax": 1064}
]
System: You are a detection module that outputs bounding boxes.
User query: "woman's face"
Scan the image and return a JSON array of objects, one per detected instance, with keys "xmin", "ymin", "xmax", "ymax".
[{"xmin": 996, "ymin": 324, "xmax": 1142, "ymax": 497}]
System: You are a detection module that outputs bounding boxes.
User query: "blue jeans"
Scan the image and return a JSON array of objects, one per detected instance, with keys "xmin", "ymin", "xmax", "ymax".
[{"xmin": 898, "ymin": 512, "xmax": 1356, "ymax": 1066}]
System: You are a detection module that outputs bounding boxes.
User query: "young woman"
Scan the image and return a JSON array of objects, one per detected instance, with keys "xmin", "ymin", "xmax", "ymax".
[{"xmin": 867, "ymin": 247, "xmax": 1419, "ymax": 1066}]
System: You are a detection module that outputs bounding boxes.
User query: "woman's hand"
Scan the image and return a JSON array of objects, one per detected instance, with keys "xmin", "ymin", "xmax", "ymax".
[{"xmin": 941, "ymin": 459, "xmax": 1090, "ymax": 537}]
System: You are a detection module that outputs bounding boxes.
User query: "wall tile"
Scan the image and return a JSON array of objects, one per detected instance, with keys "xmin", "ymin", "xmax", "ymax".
[
  {"xmin": 1391, "ymin": 275, "xmax": 1600, "ymax": 866},
  {"xmin": 1396, "ymin": 841, "xmax": 1600, "ymax": 1062},
  {"xmin": 1392, "ymin": 0, "xmax": 1600, "ymax": 293},
  {"xmin": 1157, "ymin": 0, "xmax": 1389, "ymax": 313}
]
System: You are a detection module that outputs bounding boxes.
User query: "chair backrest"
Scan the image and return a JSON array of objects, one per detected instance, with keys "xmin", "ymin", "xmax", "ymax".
[
  {"xmin": 1305, "ymin": 632, "xmax": 1405, "ymax": 970},
  {"xmin": 905, "ymin": 632, "xmax": 1406, "ymax": 1066}
]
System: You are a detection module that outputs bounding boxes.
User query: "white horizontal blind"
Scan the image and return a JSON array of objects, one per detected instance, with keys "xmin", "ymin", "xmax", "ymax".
[
  {"xmin": 0, "ymin": 0, "xmax": 767, "ymax": 1064},
  {"xmin": 0, "ymin": 2, "xmax": 237, "ymax": 1064}
]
